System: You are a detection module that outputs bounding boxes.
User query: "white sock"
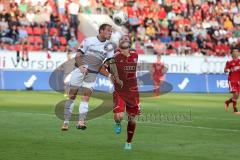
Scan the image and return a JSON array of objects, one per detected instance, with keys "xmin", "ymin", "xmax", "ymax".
[
  {"xmin": 64, "ymin": 100, "xmax": 74, "ymax": 124},
  {"xmin": 79, "ymin": 101, "xmax": 89, "ymax": 121}
]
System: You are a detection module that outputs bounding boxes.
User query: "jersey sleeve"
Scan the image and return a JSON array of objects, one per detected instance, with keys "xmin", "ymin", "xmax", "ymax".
[
  {"xmin": 78, "ymin": 38, "xmax": 88, "ymax": 54},
  {"xmin": 224, "ymin": 61, "xmax": 230, "ymax": 70},
  {"xmin": 106, "ymin": 49, "xmax": 115, "ymax": 59}
]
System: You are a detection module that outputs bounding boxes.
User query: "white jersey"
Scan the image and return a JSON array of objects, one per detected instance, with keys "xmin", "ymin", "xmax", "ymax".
[{"xmin": 78, "ymin": 36, "xmax": 114, "ymax": 72}]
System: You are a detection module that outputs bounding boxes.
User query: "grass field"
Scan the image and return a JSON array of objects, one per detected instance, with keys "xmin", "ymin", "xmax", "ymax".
[{"xmin": 0, "ymin": 90, "xmax": 240, "ymax": 160}]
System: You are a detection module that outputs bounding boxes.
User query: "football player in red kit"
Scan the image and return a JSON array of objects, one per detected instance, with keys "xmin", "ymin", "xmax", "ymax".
[
  {"xmin": 111, "ymin": 35, "xmax": 140, "ymax": 150},
  {"xmin": 224, "ymin": 48, "xmax": 240, "ymax": 114},
  {"xmin": 151, "ymin": 55, "xmax": 167, "ymax": 96}
]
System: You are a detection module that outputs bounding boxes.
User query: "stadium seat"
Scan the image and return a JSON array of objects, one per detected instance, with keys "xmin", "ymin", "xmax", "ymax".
[
  {"xmin": 59, "ymin": 37, "xmax": 67, "ymax": 45},
  {"xmin": 26, "ymin": 26, "xmax": 33, "ymax": 35},
  {"xmin": 59, "ymin": 46, "xmax": 66, "ymax": 52},
  {"xmin": 34, "ymin": 36, "xmax": 43, "ymax": 44},
  {"xmin": 33, "ymin": 27, "xmax": 42, "ymax": 35},
  {"xmin": 33, "ymin": 45, "xmax": 42, "ymax": 51},
  {"xmin": 27, "ymin": 36, "xmax": 35, "ymax": 44},
  {"xmin": 49, "ymin": 27, "xmax": 59, "ymax": 36}
]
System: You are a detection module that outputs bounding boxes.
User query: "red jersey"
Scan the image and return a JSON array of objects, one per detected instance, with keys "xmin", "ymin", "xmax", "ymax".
[
  {"xmin": 152, "ymin": 62, "xmax": 165, "ymax": 81},
  {"xmin": 114, "ymin": 49, "xmax": 138, "ymax": 93},
  {"xmin": 225, "ymin": 58, "xmax": 240, "ymax": 82}
]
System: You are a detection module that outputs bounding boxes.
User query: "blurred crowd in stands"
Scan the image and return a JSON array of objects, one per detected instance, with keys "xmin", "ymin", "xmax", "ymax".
[{"xmin": 0, "ymin": 0, "xmax": 239, "ymax": 59}]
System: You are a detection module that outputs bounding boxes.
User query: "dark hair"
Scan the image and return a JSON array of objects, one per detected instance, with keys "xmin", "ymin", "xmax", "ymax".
[
  {"xmin": 231, "ymin": 47, "xmax": 239, "ymax": 54},
  {"xmin": 99, "ymin": 23, "xmax": 111, "ymax": 33}
]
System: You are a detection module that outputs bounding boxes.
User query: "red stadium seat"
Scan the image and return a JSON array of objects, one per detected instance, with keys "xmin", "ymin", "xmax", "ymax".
[
  {"xmin": 166, "ymin": 49, "xmax": 176, "ymax": 55},
  {"xmin": 26, "ymin": 27, "xmax": 33, "ymax": 35},
  {"xmin": 53, "ymin": 45, "xmax": 59, "ymax": 51},
  {"xmin": 59, "ymin": 46, "xmax": 66, "ymax": 51},
  {"xmin": 33, "ymin": 45, "xmax": 42, "ymax": 51},
  {"xmin": 59, "ymin": 37, "xmax": 67, "ymax": 45},
  {"xmin": 49, "ymin": 27, "xmax": 59, "ymax": 36},
  {"xmin": 34, "ymin": 36, "xmax": 43, "ymax": 44},
  {"xmin": 33, "ymin": 27, "xmax": 42, "ymax": 35},
  {"xmin": 27, "ymin": 36, "xmax": 35, "ymax": 44}
]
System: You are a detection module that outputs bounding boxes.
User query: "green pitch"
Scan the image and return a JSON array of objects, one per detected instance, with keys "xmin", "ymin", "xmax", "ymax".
[{"xmin": 0, "ymin": 91, "xmax": 240, "ymax": 160}]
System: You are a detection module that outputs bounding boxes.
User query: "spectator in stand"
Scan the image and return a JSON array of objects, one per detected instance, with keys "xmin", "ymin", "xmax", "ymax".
[
  {"xmin": 0, "ymin": 25, "xmax": 13, "ymax": 44},
  {"xmin": 26, "ymin": 9, "xmax": 35, "ymax": 25},
  {"xmin": 51, "ymin": 33, "xmax": 60, "ymax": 51},
  {"xmin": 0, "ymin": 0, "xmax": 4, "ymax": 13},
  {"xmin": 233, "ymin": 12, "xmax": 240, "ymax": 26},
  {"xmin": 0, "ymin": 17, "xmax": 8, "ymax": 30},
  {"xmin": 153, "ymin": 38, "xmax": 166, "ymax": 55},
  {"xmin": 146, "ymin": 22, "xmax": 156, "ymax": 39},
  {"xmin": 68, "ymin": 0, "xmax": 80, "ymax": 29},
  {"xmin": 233, "ymin": 25, "xmax": 240, "ymax": 38},
  {"xmin": 57, "ymin": 0, "xmax": 66, "ymax": 21},
  {"xmin": 18, "ymin": 13, "xmax": 29, "ymax": 26},
  {"xmin": 18, "ymin": 25, "xmax": 28, "ymax": 41},
  {"xmin": 224, "ymin": 16, "xmax": 234, "ymax": 30},
  {"xmin": 215, "ymin": 41, "xmax": 225, "ymax": 57},
  {"xmin": 136, "ymin": 23, "xmax": 146, "ymax": 41},
  {"xmin": 0, "ymin": 9, "xmax": 11, "ymax": 22},
  {"xmin": 0, "ymin": 0, "xmax": 239, "ymax": 57},
  {"xmin": 42, "ymin": 28, "xmax": 50, "ymax": 50},
  {"xmin": 46, "ymin": 36, "xmax": 53, "ymax": 51},
  {"xmin": 49, "ymin": 12, "xmax": 59, "ymax": 28},
  {"xmin": 18, "ymin": 0, "xmax": 28, "ymax": 14},
  {"xmin": 59, "ymin": 19, "xmax": 69, "ymax": 37},
  {"xmin": 230, "ymin": 1, "xmax": 238, "ymax": 14},
  {"xmin": 160, "ymin": 32, "xmax": 171, "ymax": 44},
  {"xmin": 66, "ymin": 27, "xmax": 76, "ymax": 41},
  {"xmin": 9, "ymin": 25, "xmax": 19, "ymax": 44},
  {"xmin": 67, "ymin": 35, "xmax": 78, "ymax": 60}
]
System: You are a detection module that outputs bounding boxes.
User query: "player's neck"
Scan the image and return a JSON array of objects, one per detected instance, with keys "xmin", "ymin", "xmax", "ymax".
[
  {"xmin": 120, "ymin": 49, "xmax": 130, "ymax": 57},
  {"xmin": 97, "ymin": 35, "xmax": 106, "ymax": 42}
]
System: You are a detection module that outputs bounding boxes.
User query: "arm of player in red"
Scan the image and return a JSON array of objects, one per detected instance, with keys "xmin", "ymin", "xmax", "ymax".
[
  {"xmin": 224, "ymin": 61, "xmax": 230, "ymax": 73},
  {"xmin": 105, "ymin": 58, "xmax": 123, "ymax": 88}
]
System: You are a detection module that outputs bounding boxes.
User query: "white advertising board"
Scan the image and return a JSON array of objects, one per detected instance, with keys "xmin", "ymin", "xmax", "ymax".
[{"xmin": 0, "ymin": 50, "xmax": 230, "ymax": 73}]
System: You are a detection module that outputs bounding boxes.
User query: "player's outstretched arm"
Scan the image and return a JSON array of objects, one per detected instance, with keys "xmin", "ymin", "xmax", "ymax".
[{"xmin": 106, "ymin": 58, "xmax": 123, "ymax": 88}]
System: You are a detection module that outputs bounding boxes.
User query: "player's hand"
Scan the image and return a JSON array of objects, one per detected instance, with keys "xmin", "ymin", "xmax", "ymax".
[{"xmin": 79, "ymin": 66, "xmax": 88, "ymax": 74}]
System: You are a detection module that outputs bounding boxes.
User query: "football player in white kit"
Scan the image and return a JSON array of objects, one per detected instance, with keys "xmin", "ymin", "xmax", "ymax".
[{"xmin": 62, "ymin": 24, "xmax": 123, "ymax": 130}]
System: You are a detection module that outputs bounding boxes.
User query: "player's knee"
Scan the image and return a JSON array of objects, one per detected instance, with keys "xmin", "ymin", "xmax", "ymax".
[
  {"xmin": 114, "ymin": 112, "xmax": 123, "ymax": 121},
  {"xmin": 118, "ymin": 113, "xmax": 124, "ymax": 120}
]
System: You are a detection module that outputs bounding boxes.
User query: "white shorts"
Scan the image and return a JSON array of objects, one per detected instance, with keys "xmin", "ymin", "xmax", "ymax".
[{"xmin": 67, "ymin": 68, "xmax": 97, "ymax": 91}]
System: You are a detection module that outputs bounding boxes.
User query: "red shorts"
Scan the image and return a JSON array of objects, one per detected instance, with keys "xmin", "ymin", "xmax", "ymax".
[
  {"xmin": 113, "ymin": 91, "xmax": 141, "ymax": 116},
  {"xmin": 228, "ymin": 81, "xmax": 240, "ymax": 93},
  {"xmin": 153, "ymin": 76, "xmax": 165, "ymax": 83}
]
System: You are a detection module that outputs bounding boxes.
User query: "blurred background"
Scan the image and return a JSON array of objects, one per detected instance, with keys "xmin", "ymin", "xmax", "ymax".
[{"xmin": 0, "ymin": 0, "xmax": 239, "ymax": 93}]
